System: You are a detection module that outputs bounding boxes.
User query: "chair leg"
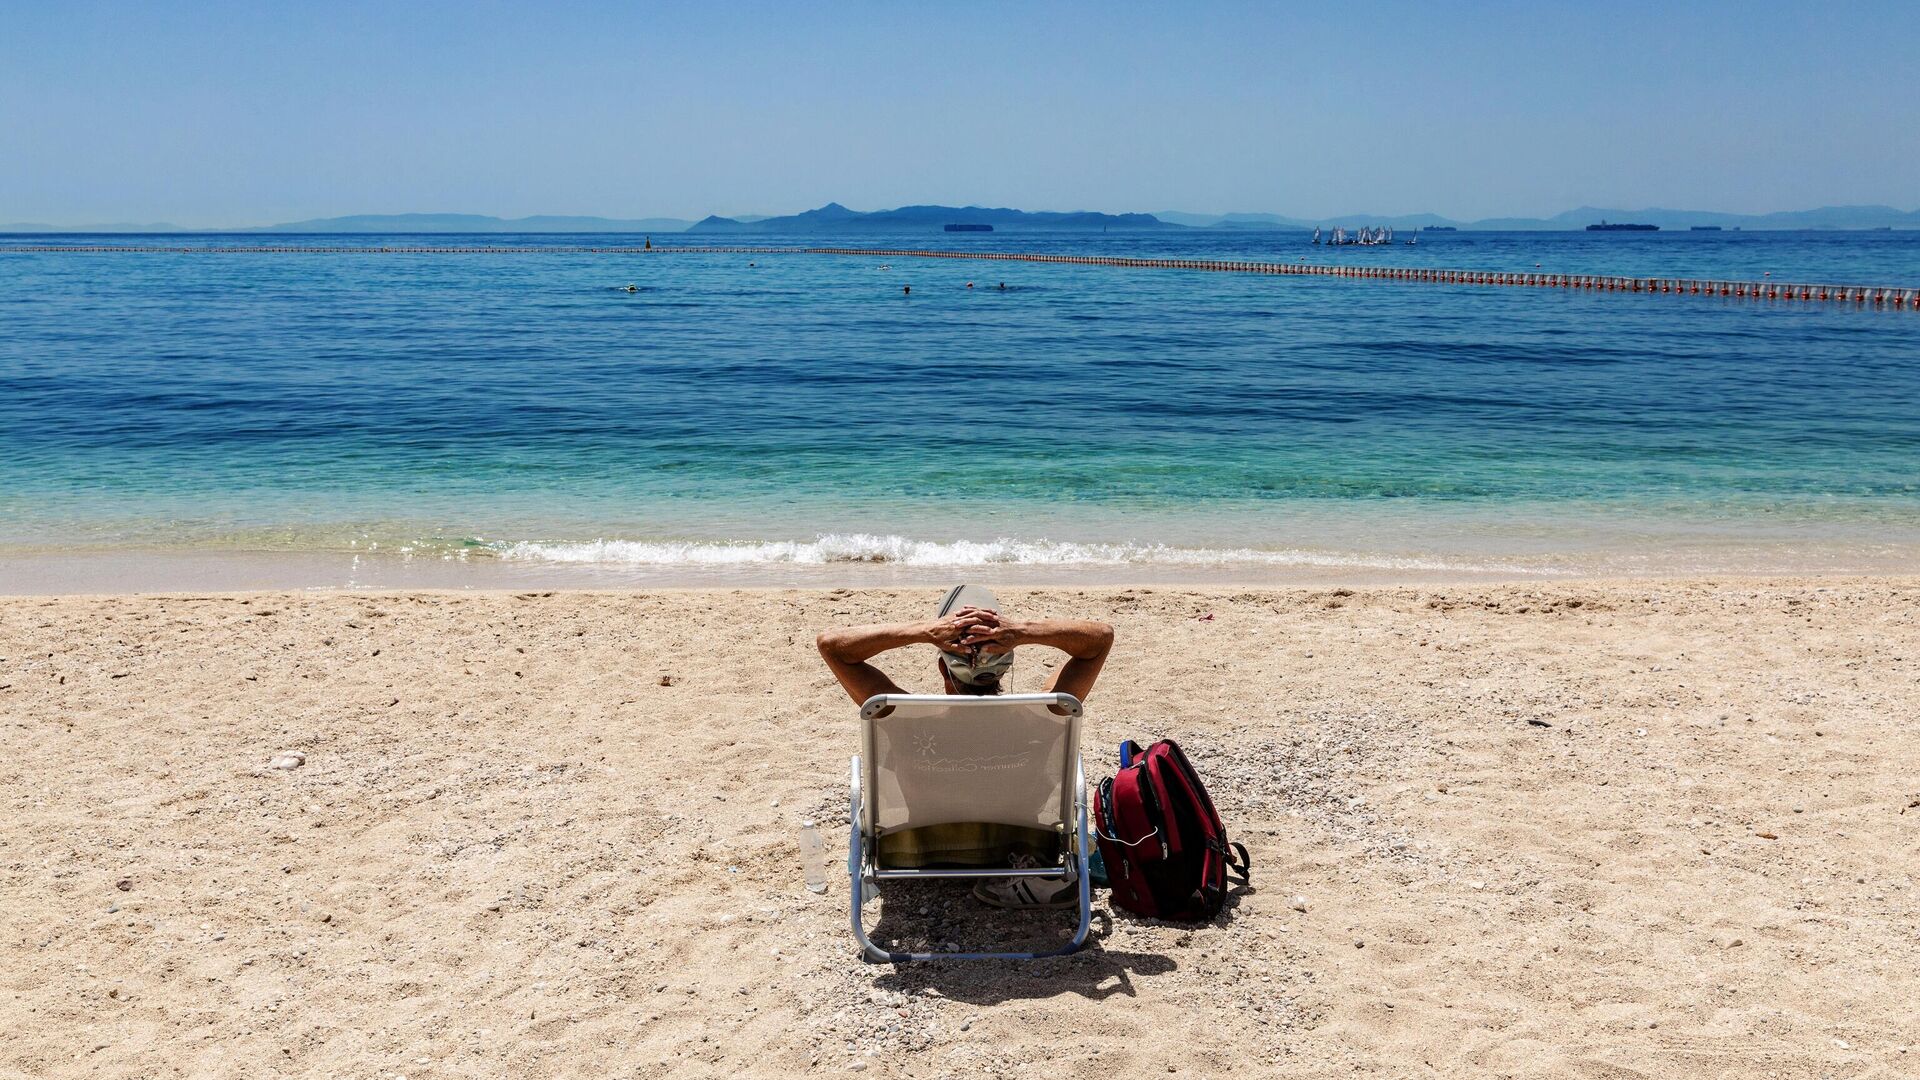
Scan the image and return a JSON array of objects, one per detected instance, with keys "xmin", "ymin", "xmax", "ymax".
[
  {"xmin": 851, "ymin": 872, "xmax": 890, "ymax": 964},
  {"xmin": 1066, "ymin": 768, "xmax": 1093, "ymax": 953},
  {"xmin": 848, "ymin": 756, "xmax": 891, "ymax": 963}
]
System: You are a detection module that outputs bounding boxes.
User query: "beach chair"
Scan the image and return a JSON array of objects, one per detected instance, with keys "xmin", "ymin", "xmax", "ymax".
[{"xmin": 848, "ymin": 692, "xmax": 1092, "ymax": 962}]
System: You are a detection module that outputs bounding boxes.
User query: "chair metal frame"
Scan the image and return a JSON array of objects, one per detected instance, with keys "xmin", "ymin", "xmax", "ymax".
[{"xmin": 848, "ymin": 692, "xmax": 1092, "ymax": 962}]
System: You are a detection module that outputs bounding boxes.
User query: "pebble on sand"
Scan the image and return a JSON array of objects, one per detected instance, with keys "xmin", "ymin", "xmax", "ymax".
[
  {"xmin": 1289, "ymin": 896, "xmax": 1308, "ymax": 912},
  {"xmin": 268, "ymin": 752, "xmax": 306, "ymax": 770}
]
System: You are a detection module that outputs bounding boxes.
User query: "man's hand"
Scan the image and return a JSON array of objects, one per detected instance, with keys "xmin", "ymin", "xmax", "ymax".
[
  {"xmin": 926, "ymin": 607, "xmax": 995, "ymax": 657},
  {"xmin": 954, "ymin": 608, "xmax": 1025, "ymax": 655}
]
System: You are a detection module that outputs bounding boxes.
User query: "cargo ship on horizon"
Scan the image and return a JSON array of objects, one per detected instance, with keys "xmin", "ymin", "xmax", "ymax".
[{"xmin": 1587, "ymin": 220, "xmax": 1659, "ymax": 232}]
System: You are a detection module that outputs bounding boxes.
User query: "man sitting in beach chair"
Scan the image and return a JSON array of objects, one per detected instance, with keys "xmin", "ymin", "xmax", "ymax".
[{"xmin": 818, "ymin": 586, "xmax": 1113, "ymax": 913}]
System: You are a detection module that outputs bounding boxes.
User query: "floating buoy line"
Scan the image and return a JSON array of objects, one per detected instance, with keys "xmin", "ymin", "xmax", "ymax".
[
  {"xmin": 5, "ymin": 244, "xmax": 1913, "ymax": 309},
  {"xmin": 809, "ymin": 248, "xmax": 1918, "ymax": 309}
]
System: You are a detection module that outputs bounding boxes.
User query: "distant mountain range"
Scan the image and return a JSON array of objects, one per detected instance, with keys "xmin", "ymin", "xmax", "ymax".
[
  {"xmin": 687, "ymin": 202, "xmax": 1172, "ymax": 233},
  {"xmin": 4, "ymin": 203, "xmax": 1917, "ymax": 234}
]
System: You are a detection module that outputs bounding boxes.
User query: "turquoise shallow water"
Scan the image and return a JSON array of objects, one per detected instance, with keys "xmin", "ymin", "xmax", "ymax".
[{"xmin": 2, "ymin": 229, "xmax": 1918, "ymax": 588}]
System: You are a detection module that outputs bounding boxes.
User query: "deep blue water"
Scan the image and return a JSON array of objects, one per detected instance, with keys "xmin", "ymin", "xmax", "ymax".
[{"xmin": 2, "ymin": 229, "xmax": 1918, "ymax": 582}]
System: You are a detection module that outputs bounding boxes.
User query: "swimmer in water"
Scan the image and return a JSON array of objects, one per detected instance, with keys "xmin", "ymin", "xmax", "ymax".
[
  {"xmin": 903, "ymin": 285, "xmax": 911, "ymax": 295},
  {"xmin": 966, "ymin": 281, "xmax": 974, "ymax": 289},
  {"xmin": 624, "ymin": 284, "xmax": 639, "ymax": 293},
  {"xmin": 997, "ymin": 282, "xmax": 1006, "ymax": 291}
]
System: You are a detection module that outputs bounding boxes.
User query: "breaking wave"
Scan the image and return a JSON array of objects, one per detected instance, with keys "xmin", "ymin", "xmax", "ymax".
[{"xmin": 491, "ymin": 533, "xmax": 1535, "ymax": 573}]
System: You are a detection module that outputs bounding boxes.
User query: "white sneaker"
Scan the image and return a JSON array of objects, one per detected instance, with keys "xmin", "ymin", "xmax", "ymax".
[{"xmin": 971, "ymin": 851, "xmax": 1077, "ymax": 909}]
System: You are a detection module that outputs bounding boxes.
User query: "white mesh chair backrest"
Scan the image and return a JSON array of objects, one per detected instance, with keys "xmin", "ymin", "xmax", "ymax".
[{"xmin": 861, "ymin": 694, "xmax": 1082, "ymax": 835}]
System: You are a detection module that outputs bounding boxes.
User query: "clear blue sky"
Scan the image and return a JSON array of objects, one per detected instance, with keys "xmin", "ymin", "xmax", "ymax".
[{"xmin": 4, "ymin": 1, "xmax": 1915, "ymax": 226}]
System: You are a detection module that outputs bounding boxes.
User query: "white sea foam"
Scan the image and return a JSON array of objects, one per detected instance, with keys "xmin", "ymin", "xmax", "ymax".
[{"xmin": 492, "ymin": 533, "xmax": 1536, "ymax": 573}]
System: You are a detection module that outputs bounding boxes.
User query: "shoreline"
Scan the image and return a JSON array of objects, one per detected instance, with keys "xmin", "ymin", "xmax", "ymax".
[
  {"xmin": 4, "ymin": 571, "xmax": 1920, "ymax": 600},
  {"xmin": 8, "ymin": 547, "xmax": 1920, "ymax": 596}
]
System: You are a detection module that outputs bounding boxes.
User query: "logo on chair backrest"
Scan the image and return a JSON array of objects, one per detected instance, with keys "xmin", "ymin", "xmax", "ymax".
[{"xmin": 911, "ymin": 731, "xmax": 1034, "ymax": 774}]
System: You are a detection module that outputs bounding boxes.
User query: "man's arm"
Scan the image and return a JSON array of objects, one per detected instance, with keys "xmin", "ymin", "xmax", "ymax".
[
  {"xmin": 816, "ymin": 610, "xmax": 988, "ymax": 704},
  {"xmin": 816, "ymin": 622, "xmax": 920, "ymax": 705},
  {"xmin": 963, "ymin": 616, "xmax": 1114, "ymax": 703}
]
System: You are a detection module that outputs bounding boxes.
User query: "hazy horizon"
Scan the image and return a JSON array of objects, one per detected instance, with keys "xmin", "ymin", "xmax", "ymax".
[
  {"xmin": 8, "ymin": 200, "xmax": 1920, "ymax": 233},
  {"xmin": 6, "ymin": 1, "xmax": 1917, "ymax": 228},
  {"xmin": 12, "ymin": 199, "xmax": 1920, "ymax": 236}
]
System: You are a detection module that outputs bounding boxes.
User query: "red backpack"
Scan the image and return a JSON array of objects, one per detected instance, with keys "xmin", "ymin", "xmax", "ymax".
[{"xmin": 1094, "ymin": 739, "xmax": 1252, "ymax": 921}]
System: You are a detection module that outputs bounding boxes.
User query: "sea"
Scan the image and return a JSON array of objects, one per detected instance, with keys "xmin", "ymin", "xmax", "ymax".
[{"xmin": 3, "ymin": 229, "xmax": 1918, "ymax": 592}]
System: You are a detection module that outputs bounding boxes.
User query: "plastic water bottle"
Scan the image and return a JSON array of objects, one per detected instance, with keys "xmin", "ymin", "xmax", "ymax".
[{"xmin": 799, "ymin": 820, "xmax": 828, "ymax": 894}]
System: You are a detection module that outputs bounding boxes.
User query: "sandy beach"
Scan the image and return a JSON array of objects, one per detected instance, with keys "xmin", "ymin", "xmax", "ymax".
[{"xmin": 3, "ymin": 580, "xmax": 1917, "ymax": 1079}]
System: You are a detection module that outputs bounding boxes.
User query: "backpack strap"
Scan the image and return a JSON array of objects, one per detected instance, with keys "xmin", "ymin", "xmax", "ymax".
[
  {"xmin": 1226, "ymin": 841, "xmax": 1252, "ymax": 886},
  {"xmin": 1118, "ymin": 740, "xmax": 1143, "ymax": 769},
  {"xmin": 1201, "ymin": 836, "xmax": 1253, "ymax": 888}
]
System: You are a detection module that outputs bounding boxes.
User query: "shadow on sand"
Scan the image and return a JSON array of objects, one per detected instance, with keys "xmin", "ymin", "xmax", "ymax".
[{"xmin": 856, "ymin": 882, "xmax": 1249, "ymax": 1005}]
